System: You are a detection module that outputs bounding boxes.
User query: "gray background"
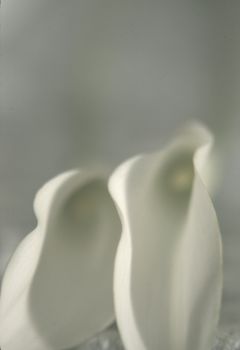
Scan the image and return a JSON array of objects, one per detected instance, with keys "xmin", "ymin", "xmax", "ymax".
[{"xmin": 0, "ymin": 0, "xmax": 240, "ymax": 332}]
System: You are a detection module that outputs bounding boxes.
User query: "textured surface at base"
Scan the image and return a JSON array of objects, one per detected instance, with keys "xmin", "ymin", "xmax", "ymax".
[
  {"xmin": 75, "ymin": 325, "xmax": 123, "ymax": 350},
  {"xmin": 213, "ymin": 330, "xmax": 240, "ymax": 350},
  {"xmin": 74, "ymin": 324, "xmax": 240, "ymax": 350},
  {"xmin": 0, "ymin": 324, "xmax": 239, "ymax": 349}
]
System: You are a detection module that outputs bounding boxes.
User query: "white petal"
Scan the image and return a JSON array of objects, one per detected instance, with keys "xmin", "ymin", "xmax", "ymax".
[
  {"xmin": 109, "ymin": 124, "xmax": 222, "ymax": 350},
  {"xmin": 0, "ymin": 170, "xmax": 121, "ymax": 350}
]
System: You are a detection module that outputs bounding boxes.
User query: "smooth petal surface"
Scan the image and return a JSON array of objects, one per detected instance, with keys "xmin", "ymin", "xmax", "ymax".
[
  {"xmin": 109, "ymin": 124, "xmax": 222, "ymax": 350},
  {"xmin": 0, "ymin": 170, "xmax": 121, "ymax": 350}
]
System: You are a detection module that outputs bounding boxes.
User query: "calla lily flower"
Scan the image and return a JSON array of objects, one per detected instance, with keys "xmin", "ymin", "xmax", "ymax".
[
  {"xmin": 0, "ymin": 170, "xmax": 121, "ymax": 350},
  {"xmin": 0, "ymin": 124, "xmax": 223, "ymax": 350},
  {"xmin": 109, "ymin": 124, "xmax": 222, "ymax": 350}
]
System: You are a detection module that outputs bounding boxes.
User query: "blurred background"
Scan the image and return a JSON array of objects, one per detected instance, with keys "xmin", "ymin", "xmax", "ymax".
[{"xmin": 0, "ymin": 0, "xmax": 240, "ymax": 331}]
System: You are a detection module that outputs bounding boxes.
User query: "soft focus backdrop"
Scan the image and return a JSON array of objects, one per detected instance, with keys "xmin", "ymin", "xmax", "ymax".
[{"xmin": 0, "ymin": 0, "xmax": 240, "ymax": 331}]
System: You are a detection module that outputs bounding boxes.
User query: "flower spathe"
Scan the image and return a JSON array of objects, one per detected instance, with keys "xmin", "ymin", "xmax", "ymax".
[
  {"xmin": 0, "ymin": 170, "xmax": 121, "ymax": 350},
  {"xmin": 0, "ymin": 124, "xmax": 223, "ymax": 350},
  {"xmin": 109, "ymin": 124, "xmax": 222, "ymax": 350}
]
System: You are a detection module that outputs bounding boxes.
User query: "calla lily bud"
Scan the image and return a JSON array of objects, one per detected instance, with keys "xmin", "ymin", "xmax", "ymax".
[
  {"xmin": 0, "ymin": 170, "xmax": 121, "ymax": 350},
  {"xmin": 109, "ymin": 124, "xmax": 222, "ymax": 350}
]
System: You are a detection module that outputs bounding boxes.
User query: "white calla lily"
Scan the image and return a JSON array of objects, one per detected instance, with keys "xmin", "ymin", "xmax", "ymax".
[
  {"xmin": 109, "ymin": 124, "xmax": 222, "ymax": 350},
  {"xmin": 0, "ymin": 170, "xmax": 121, "ymax": 350}
]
